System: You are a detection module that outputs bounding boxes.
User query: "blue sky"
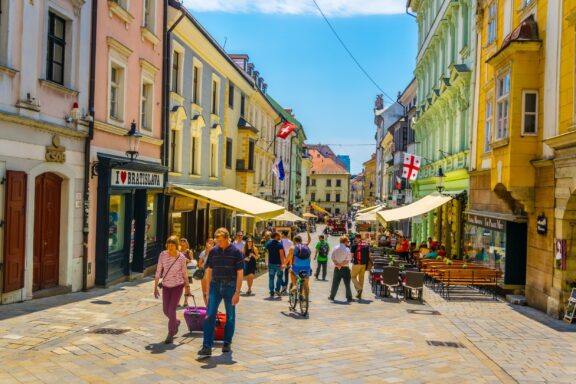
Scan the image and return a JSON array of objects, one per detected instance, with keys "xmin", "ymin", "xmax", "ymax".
[{"xmin": 184, "ymin": 1, "xmax": 418, "ymax": 174}]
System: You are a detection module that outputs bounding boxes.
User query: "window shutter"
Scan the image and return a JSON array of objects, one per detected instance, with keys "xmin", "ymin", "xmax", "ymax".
[{"xmin": 3, "ymin": 171, "xmax": 27, "ymax": 293}]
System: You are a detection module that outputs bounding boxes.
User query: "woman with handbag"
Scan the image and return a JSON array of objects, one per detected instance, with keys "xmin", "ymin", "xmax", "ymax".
[
  {"xmin": 243, "ymin": 238, "xmax": 258, "ymax": 295},
  {"xmin": 154, "ymin": 235, "xmax": 190, "ymax": 344}
]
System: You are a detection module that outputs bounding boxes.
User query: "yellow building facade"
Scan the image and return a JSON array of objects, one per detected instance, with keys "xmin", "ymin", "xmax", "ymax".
[
  {"xmin": 471, "ymin": 0, "xmax": 559, "ymax": 313},
  {"xmin": 363, "ymin": 155, "xmax": 377, "ymax": 207}
]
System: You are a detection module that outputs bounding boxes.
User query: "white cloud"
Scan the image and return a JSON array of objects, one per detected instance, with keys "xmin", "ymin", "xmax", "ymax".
[{"xmin": 182, "ymin": 0, "xmax": 406, "ymax": 17}]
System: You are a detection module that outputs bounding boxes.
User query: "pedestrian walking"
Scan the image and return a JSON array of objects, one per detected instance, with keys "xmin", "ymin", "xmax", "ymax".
[
  {"xmin": 233, "ymin": 231, "xmax": 245, "ymax": 252},
  {"xmin": 180, "ymin": 238, "xmax": 194, "ymax": 307},
  {"xmin": 266, "ymin": 232, "xmax": 285, "ymax": 297},
  {"xmin": 197, "ymin": 228, "xmax": 244, "ymax": 358},
  {"xmin": 314, "ymin": 234, "xmax": 330, "ymax": 280},
  {"xmin": 328, "ymin": 236, "xmax": 353, "ymax": 302},
  {"xmin": 154, "ymin": 236, "xmax": 191, "ymax": 344},
  {"xmin": 243, "ymin": 238, "xmax": 258, "ymax": 295},
  {"xmin": 350, "ymin": 233, "xmax": 370, "ymax": 300},
  {"xmin": 280, "ymin": 230, "xmax": 293, "ymax": 294},
  {"xmin": 198, "ymin": 238, "xmax": 215, "ymax": 306}
]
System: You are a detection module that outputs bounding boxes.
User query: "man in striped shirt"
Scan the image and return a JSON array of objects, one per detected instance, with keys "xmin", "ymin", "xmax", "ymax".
[{"xmin": 197, "ymin": 228, "xmax": 244, "ymax": 359}]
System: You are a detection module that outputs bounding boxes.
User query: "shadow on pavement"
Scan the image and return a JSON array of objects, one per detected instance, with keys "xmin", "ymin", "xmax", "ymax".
[
  {"xmin": 145, "ymin": 341, "xmax": 179, "ymax": 354},
  {"xmin": 509, "ymin": 304, "xmax": 576, "ymax": 333},
  {"xmin": 199, "ymin": 353, "xmax": 237, "ymax": 369},
  {"xmin": 262, "ymin": 296, "xmax": 282, "ymax": 301},
  {"xmin": 331, "ymin": 300, "xmax": 352, "ymax": 305},
  {"xmin": 280, "ymin": 311, "xmax": 308, "ymax": 320},
  {"xmin": 355, "ymin": 299, "xmax": 373, "ymax": 304}
]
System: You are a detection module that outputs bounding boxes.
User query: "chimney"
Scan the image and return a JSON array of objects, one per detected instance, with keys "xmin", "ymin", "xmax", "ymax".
[{"xmin": 229, "ymin": 54, "xmax": 250, "ymax": 72}]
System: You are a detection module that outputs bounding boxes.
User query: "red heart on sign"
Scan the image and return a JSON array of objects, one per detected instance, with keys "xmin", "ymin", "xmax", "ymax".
[{"xmin": 120, "ymin": 171, "xmax": 127, "ymax": 184}]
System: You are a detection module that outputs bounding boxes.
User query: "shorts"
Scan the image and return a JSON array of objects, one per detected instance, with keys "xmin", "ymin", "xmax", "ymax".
[{"xmin": 291, "ymin": 265, "xmax": 311, "ymax": 278}]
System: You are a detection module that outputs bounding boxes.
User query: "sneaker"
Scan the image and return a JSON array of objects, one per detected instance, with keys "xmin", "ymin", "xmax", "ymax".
[
  {"xmin": 222, "ymin": 343, "xmax": 232, "ymax": 353},
  {"xmin": 246, "ymin": 290, "xmax": 252, "ymax": 295},
  {"xmin": 328, "ymin": 296, "xmax": 335, "ymax": 301},
  {"xmin": 355, "ymin": 290, "xmax": 362, "ymax": 300},
  {"xmin": 347, "ymin": 298, "xmax": 354, "ymax": 303},
  {"xmin": 164, "ymin": 335, "xmax": 174, "ymax": 344},
  {"xmin": 275, "ymin": 289, "xmax": 281, "ymax": 296},
  {"xmin": 197, "ymin": 346, "xmax": 212, "ymax": 358}
]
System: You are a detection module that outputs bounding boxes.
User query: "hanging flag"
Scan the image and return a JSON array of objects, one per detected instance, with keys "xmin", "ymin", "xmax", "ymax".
[
  {"xmin": 276, "ymin": 121, "xmax": 296, "ymax": 139},
  {"xmin": 402, "ymin": 153, "xmax": 421, "ymax": 181},
  {"xmin": 396, "ymin": 176, "xmax": 402, "ymax": 190},
  {"xmin": 272, "ymin": 159, "xmax": 285, "ymax": 181}
]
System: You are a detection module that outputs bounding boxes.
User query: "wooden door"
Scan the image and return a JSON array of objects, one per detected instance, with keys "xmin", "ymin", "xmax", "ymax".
[
  {"xmin": 3, "ymin": 171, "xmax": 27, "ymax": 293},
  {"xmin": 33, "ymin": 173, "xmax": 62, "ymax": 291}
]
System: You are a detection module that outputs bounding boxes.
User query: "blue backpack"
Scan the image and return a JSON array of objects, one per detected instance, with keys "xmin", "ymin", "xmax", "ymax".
[{"xmin": 294, "ymin": 244, "xmax": 311, "ymax": 260}]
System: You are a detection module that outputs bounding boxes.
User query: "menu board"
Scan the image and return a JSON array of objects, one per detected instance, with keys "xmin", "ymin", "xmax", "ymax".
[{"xmin": 563, "ymin": 288, "xmax": 576, "ymax": 324}]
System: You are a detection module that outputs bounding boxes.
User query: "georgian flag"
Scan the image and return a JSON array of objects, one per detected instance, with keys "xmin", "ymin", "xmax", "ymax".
[
  {"xmin": 402, "ymin": 153, "xmax": 421, "ymax": 181},
  {"xmin": 276, "ymin": 121, "xmax": 296, "ymax": 139},
  {"xmin": 272, "ymin": 159, "xmax": 285, "ymax": 181}
]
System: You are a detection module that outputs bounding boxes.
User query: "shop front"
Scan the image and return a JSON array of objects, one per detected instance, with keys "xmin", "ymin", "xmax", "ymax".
[
  {"xmin": 463, "ymin": 211, "xmax": 527, "ymax": 287},
  {"xmin": 94, "ymin": 155, "xmax": 167, "ymax": 286}
]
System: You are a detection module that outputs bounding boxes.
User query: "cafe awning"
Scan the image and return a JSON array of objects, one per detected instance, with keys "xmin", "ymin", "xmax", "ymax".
[
  {"xmin": 271, "ymin": 211, "xmax": 306, "ymax": 222},
  {"xmin": 376, "ymin": 193, "xmax": 452, "ymax": 225},
  {"xmin": 303, "ymin": 213, "xmax": 318, "ymax": 219},
  {"xmin": 310, "ymin": 203, "xmax": 330, "ymax": 215},
  {"xmin": 357, "ymin": 204, "xmax": 382, "ymax": 213},
  {"xmin": 355, "ymin": 211, "xmax": 380, "ymax": 222},
  {"xmin": 171, "ymin": 184, "xmax": 285, "ymax": 219}
]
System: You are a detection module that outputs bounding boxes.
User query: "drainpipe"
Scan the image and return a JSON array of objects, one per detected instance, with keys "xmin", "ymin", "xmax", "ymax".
[{"xmin": 82, "ymin": 0, "xmax": 99, "ymax": 292}]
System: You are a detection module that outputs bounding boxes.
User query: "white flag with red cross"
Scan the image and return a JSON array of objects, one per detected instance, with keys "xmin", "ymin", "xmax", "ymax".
[{"xmin": 402, "ymin": 153, "xmax": 421, "ymax": 181}]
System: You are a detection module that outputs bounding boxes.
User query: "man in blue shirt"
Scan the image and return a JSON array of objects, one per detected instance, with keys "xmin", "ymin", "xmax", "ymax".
[
  {"xmin": 266, "ymin": 232, "xmax": 285, "ymax": 298},
  {"xmin": 197, "ymin": 228, "xmax": 244, "ymax": 359}
]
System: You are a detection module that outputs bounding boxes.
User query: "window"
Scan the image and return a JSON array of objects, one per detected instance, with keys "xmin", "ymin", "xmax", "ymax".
[
  {"xmin": 248, "ymin": 139, "xmax": 255, "ymax": 171},
  {"xmin": 0, "ymin": 0, "xmax": 9, "ymax": 64},
  {"xmin": 142, "ymin": 0, "xmax": 156, "ymax": 32},
  {"xmin": 211, "ymin": 79, "xmax": 219, "ymax": 115},
  {"xmin": 311, "ymin": 179, "xmax": 316, "ymax": 187},
  {"xmin": 306, "ymin": 176, "xmax": 310, "ymax": 186},
  {"xmin": 522, "ymin": 91, "xmax": 538, "ymax": 135},
  {"xmin": 326, "ymin": 179, "xmax": 332, "ymax": 187},
  {"xmin": 226, "ymin": 138, "xmax": 233, "ymax": 168},
  {"xmin": 47, "ymin": 12, "xmax": 66, "ymax": 85},
  {"xmin": 190, "ymin": 136, "xmax": 199, "ymax": 175},
  {"xmin": 171, "ymin": 50, "xmax": 180, "ymax": 93},
  {"xmin": 228, "ymin": 84, "xmax": 234, "ymax": 109},
  {"xmin": 335, "ymin": 208, "xmax": 340, "ymax": 214},
  {"xmin": 108, "ymin": 195, "xmax": 125, "ymax": 253},
  {"xmin": 145, "ymin": 193, "xmax": 158, "ymax": 243},
  {"xmin": 111, "ymin": 0, "xmax": 128, "ymax": 9},
  {"xmin": 311, "ymin": 192, "xmax": 316, "ymax": 201},
  {"xmin": 240, "ymin": 94, "xmax": 245, "ymax": 117},
  {"xmin": 523, "ymin": 0, "xmax": 534, "ymax": 7},
  {"xmin": 140, "ymin": 81, "xmax": 152, "ymax": 130},
  {"xmin": 336, "ymin": 194, "xmax": 341, "ymax": 202},
  {"xmin": 210, "ymin": 142, "xmax": 217, "ymax": 177},
  {"xmin": 484, "ymin": 100, "xmax": 493, "ymax": 152},
  {"xmin": 192, "ymin": 64, "xmax": 201, "ymax": 104},
  {"xmin": 169, "ymin": 129, "xmax": 177, "ymax": 172},
  {"xmin": 487, "ymin": 2, "xmax": 497, "ymax": 44},
  {"xmin": 109, "ymin": 65, "xmax": 125, "ymax": 121},
  {"xmin": 336, "ymin": 179, "xmax": 341, "ymax": 187},
  {"xmin": 496, "ymin": 72, "xmax": 510, "ymax": 140},
  {"xmin": 326, "ymin": 193, "xmax": 331, "ymax": 202}
]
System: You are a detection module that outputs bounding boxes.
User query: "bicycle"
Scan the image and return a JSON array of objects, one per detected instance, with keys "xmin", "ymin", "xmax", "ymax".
[{"xmin": 289, "ymin": 270, "xmax": 310, "ymax": 316}]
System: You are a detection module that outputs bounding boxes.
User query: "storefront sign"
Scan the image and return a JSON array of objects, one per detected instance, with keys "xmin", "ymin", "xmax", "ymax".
[
  {"xmin": 537, "ymin": 213, "xmax": 547, "ymax": 235},
  {"xmin": 111, "ymin": 169, "xmax": 163, "ymax": 188},
  {"xmin": 563, "ymin": 289, "xmax": 576, "ymax": 324},
  {"xmin": 465, "ymin": 213, "xmax": 505, "ymax": 231}
]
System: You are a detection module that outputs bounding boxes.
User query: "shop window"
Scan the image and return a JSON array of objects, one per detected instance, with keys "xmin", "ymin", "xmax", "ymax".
[
  {"xmin": 487, "ymin": 2, "xmax": 497, "ymax": 45},
  {"xmin": 108, "ymin": 195, "xmax": 125, "ymax": 254},
  {"xmin": 145, "ymin": 194, "xmax": 158, "ymax": 243},
  {"xmin": 496, "ymin": 72, "xmax": 510, "ymax": 140},
  {"xmin": 522, "ymin": 91, "xmax": 538, "ymax": 135},
  {"xmin": 484, "ymin": 100, "xmax": 493, "ymax": 152},
  {"xmin": 464, "ymin": 224, "xmax": 507, "ymax": 283},
  {"xmin": 47, "ymin": 11, "xmax": 66, "ymax": 85}
]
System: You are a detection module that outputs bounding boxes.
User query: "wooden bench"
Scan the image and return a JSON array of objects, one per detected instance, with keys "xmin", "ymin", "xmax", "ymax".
[{"xmin": 436, "ymin": 268, "xmax": 502, "ymax": 299}]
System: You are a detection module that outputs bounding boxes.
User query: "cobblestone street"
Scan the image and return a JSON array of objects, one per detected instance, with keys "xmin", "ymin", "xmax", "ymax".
[{"xmin": 0, "ymin": 232, "xmax": 575, "ymax": 383}]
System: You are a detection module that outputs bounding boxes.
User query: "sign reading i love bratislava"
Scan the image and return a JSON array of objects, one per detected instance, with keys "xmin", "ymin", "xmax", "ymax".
[{"xmin": 111, "ymin": 168, "xmax": 164, "ymax": 188}]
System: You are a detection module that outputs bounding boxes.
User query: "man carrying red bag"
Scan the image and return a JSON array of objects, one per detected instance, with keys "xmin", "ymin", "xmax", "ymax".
[{"xmin": 197, "ymin": 228, "xmax": 244, "ymax": 359}]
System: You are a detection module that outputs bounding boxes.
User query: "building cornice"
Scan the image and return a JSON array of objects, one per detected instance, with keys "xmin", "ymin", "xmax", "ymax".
[
  {"xmin": 0, "ymin": 111, "xmax": 86, "ymax": 139},
  {"xmin": 94, "ymin": 120, "xmax": 163, "ymax": 145}
]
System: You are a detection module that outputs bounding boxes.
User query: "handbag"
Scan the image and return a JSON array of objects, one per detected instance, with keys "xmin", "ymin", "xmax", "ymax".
[
  {"xmin": 192, "ymin": 268, "xmax": 205, "ymax": 281},
  {"xmin": 158, "ymin": 255, "xmax": 180, "ymax": 289}
]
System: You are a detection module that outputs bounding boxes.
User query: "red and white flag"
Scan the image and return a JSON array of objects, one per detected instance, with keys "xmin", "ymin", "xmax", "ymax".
[
  {"xmin": 276, "ymin": 121, "xmax": 296, "ymax": 139},
  {"xmin": 396, "ymin": 176, "xmax": 402, "ymax": 190},
  {"xmin": 402, "ymin": 153, "xmax": 421, "ymax": 181}
]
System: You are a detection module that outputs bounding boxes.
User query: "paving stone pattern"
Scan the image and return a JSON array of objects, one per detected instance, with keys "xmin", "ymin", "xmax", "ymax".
[{"xmin": 0, "ymin": 226, "xmax": 574, "ymax": 383}]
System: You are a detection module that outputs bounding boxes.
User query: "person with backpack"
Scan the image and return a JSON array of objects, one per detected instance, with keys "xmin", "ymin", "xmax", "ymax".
[
  {"xmin": 279, "ymin": 230, "xmax": 294, "ymax": 295},
  {"xmin": 314, "ymin": 235, "xmax": 330, "ymax": 280},
  {"xmin": 283, "ymin": 228, "xmax": 312, "ymax": 293},
  {"xmin": 350, "ymin": 233, "xmax": 370, "ymax": 300}
]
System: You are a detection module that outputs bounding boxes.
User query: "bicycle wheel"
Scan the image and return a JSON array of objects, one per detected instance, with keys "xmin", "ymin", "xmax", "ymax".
[
  {"xmin": 299, "ymin": 283, "xmax": 309, "ymax": 316},
  {"xmin": 288, "ymin": 283, "xmax": 297, "ymax": 310}
]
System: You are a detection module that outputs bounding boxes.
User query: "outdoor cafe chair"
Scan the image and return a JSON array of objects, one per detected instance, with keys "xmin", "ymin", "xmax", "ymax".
[
  {"xmin": 403, "ymin": 271, "xmax": 425, "ymax": 302},
  {"xmin": 380, "ymin": 266, "xmax": 400, "ymax": 299}
]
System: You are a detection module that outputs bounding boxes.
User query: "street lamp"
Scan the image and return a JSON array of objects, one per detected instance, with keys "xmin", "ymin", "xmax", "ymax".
[
  {"xmin": 125, "ymin": 120, "xmax": 142, "ymax": 160},
  {"xmin": 435, "ymin": 167, "xmax": 446, "ymax": 193}
]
